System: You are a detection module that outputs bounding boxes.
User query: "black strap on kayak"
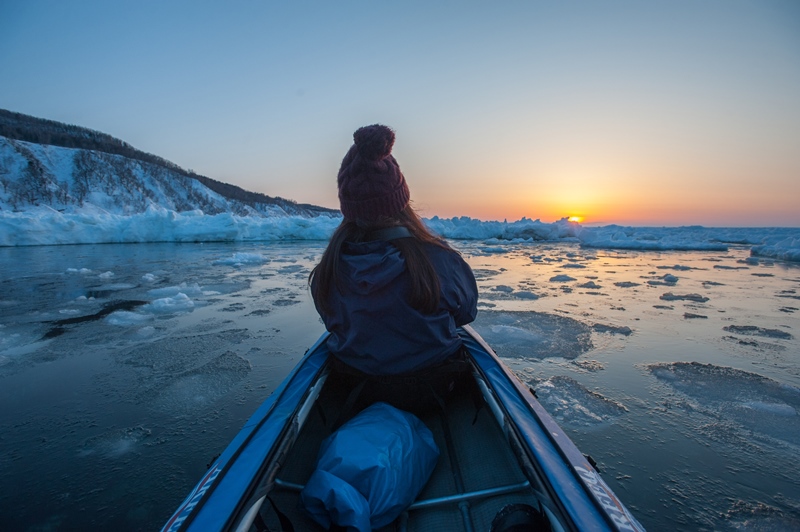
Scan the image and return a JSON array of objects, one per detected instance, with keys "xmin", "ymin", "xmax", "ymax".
[
  {"xmin": 254, "ymin": 513, "xmax": 269, "ymax": 532},
  {"xmin": 331, "ymin": 378, "xmax": 368, "ymax": 431},
  {"xmin": 365, "ymin": 226, "xmax": 413, "ymax": 241}
]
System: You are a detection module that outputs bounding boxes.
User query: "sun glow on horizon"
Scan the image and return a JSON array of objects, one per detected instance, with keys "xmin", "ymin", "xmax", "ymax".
[{"xmin": 567, "ymin": 216, "xmax": 584, "ymax": 223}]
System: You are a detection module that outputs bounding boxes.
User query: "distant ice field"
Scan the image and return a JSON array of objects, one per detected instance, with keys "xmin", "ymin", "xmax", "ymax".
[
  {"xmin": 0, "ymin": 240, "xmax": 798, "ymax": 531},
  {"xmin": 1, "ymin": 206, "xmax": 799, "ymax": 263}
]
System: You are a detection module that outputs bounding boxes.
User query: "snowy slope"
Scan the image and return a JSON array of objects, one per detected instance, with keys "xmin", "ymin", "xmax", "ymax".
[{"xmin": 0, "ymin": 136, "xmax": 330, "ymax": 218}]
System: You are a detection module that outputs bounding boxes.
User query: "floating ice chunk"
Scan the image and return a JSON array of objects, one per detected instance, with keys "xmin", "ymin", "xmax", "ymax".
[
  {"xmin": 648, "ymin": 361, "xmax": 800, "ymax": 442},
  {"xmin": 66, "ymin": 267, "xmax": 93, "ymax": 274},
  {"xmin": 550, "ymin": 275, "xmax": 576, "ymax": 282},
  {"xmin": 722, "ymin": 498, "xmax": 800, "ymax": 530},
  {"xmin": 99, "ymin": 271, "xmax": 114, "ymax": 279},
  {"xmin": 214, "ymin": 252, "xmax": 269, "ymax": 266},
  {"xmin": 482, "ymin": 284, "xmax": 540, "ymax": 301},
  {"xmin": 472, "ymin": 269, "xmax": 501, "ymax": 280},
  {"xmin": 531, "ymin": 375, "xmax": 627, "ymax": 427},
  {"xmin": 660, "ymin": 292, "xmax": 709, "ymax": 302},
  {"xmin": 149, "ymin": 351, "xmax": 251, "ymax": 415},
  {"xmin": 578, "ymin": 226, "xmax": 729, "ymax": 251},
  {"xmin": 11, "ymin": 338, "xmax": 51, "ymax": 358},
  {"xmin": 741, "ymin": 401, "xmax": 796, "ymax": 417},
  {"xmin": 105, "ymin": 311, "xmax": 154, "ymax": 326},
  {"xmin": 491, "ymin": 285, "xmax": 514, "ymax": 293},
  {"xmin": 514, "ymin": 291, "xmax": 540, "ymax": 300},
  {"xmin": 148, "ymin": 282, "xmax": 203, "ymax": 298},
  {"xmin": 144, "ymin": 293, "xmax": 195, "ymax": 314},
  {"xmin": 472, "ymin": 311, "xmax": 592, "ymax": 360},
  {"xmin": 100, "ymin": 283, "xmax": 136, "ymax": 291},
  {"xmin": 277, "ymin": 264, "xmax": 305, "ymax": 274},
  {"xmin": 656, "ymin": 264, "xmax": 693, "ymax": 271},
  {"xmin": 479, "ymin": 246, "xmax": 509, "ymax": 254},
  {"xmin": 592, "ymin": 324, "xmax": 632, "ymax": 335},
  {"xmin": 714, "ymin": 264, "xmax": 748, "ymax": 270},
  {"xmin": 572, "ymin": 359, "xmax": 605, "ymax": 372},
  {"xmin": 648, "ymin": 274, "xmax": 679, "ymax": 286},
  {"xmin": 490, "ymin": 325, "xmax": 542, "ymax": 342},
  {"xmin": 751, "ymin": 236, "xmax": 800, "ymax": 262},
  {"xmin": 79, "ymin": 426, "xmax": 151, "ymax": 458},
  {"xmin": 141, "ymin": 273, "xmax": 157, "ymax": 282},
  {"xmin": 723, "ymin": 325, "xmax": 792, "ymax": 340},
  {"xmin": 648, "ymin": 362, "xmax": 800, "ymax": 402},
  {"xmin": 136, "ymin": 326, "xmax": 156, "ymax": 337}
]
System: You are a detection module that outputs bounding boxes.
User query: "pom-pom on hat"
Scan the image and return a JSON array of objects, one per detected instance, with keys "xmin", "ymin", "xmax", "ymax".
[{"xmin": 337, "ymin": 124, "xmax": 410, "ymax": 223}]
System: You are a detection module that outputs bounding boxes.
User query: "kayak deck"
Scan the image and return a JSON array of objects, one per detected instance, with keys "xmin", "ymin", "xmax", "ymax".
[{"xmin": 259, "ymin": 366, "xmax": 544, "ymax": 531}]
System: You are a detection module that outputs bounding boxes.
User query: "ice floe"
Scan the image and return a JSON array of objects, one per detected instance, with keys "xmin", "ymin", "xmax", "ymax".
[
  {"xmin": 4, "ymin": 208, "xmax": 800, "ymax": 263},
  {"xmin": 149, "ymin": 350, "xmax": 251, "ymax": 415},
  {"xmin": 472, "ymin": 311, "xmax": 593, "ymax": 360},
  {"xmin": 528, "ymin": 375, "xmax": 628, "ymax": 427},
  {"xmin": 660, "ymin": 292, "xmax": 710, "ymax": 303},
  {"xmin": 722, "ymin": 325, "xmax": 793, "ymax": 340},
  {"xmin": 78, "ymin": 426, "xmax": 152, "ymax": 458},
  {"xmin": 213, "ymin": 252, "xmax": 270, "ymax": 266},
  {"xmin": 648, "ymin": 362, "xmax": 800, "ymax": 444}
]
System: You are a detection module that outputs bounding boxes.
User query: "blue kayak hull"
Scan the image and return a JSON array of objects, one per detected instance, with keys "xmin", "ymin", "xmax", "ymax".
[{"xmin": 164, "ymin": 326, "xmax": 644, "ymax": 531}]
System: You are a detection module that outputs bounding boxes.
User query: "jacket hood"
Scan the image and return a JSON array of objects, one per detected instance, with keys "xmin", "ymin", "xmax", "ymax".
[{"xmin": 340, "ymin": 241, "xmax": 407, "ymax": 295}]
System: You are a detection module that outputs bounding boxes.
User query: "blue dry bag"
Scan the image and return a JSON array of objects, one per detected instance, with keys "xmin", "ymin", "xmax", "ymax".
[{"xmin": 300, "ymin": 402, "xmax": 439, "ymax": 531}]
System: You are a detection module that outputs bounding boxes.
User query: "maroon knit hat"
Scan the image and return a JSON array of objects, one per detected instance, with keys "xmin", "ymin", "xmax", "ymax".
[{"xmin": 337, "ymin": 124, "xmax": 410, "ymax": 223}]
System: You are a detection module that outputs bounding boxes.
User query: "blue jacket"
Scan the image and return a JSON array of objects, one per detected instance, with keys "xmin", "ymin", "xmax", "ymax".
[{"xmin": 312, "ymin": 240, "xmax": 478, "ymax": 375}]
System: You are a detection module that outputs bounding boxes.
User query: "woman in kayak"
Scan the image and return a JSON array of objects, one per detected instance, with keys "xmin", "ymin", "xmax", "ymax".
[{"xmin": 309, "ymin": 124, "xmax": 478, "ymax": 408}]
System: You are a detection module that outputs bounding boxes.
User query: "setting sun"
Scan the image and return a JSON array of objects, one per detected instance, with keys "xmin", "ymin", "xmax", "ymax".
[{"xmin": 567, "ymin": 216, "xmax": 584, "ymax": 223}]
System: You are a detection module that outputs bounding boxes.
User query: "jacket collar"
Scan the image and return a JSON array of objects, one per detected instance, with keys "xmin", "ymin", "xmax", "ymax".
[{"xmin": 364, "ymin": 226, "xmax": 413, "ymax": 241}]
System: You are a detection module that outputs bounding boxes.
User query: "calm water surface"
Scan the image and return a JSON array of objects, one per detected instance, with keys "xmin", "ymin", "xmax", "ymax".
[{"xmin": 0, "ymin": 241, "xmax": 798, "ymax": 531}]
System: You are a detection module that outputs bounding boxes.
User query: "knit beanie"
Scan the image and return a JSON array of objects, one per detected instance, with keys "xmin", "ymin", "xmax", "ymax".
[{"xmin": 337, "ymin": 124, "xmax": 410, "ymax": 223}]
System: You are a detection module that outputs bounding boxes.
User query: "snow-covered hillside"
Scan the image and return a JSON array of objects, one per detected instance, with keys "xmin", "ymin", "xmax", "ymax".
[{"xmin": 0, "ymin": 136, "xmax": 333, "ymax": 218}]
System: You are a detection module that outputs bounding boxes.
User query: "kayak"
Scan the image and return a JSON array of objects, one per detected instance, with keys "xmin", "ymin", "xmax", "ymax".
[{"xmin": 163, "ymin": 325, "xmax": 644, "ymax": 531}]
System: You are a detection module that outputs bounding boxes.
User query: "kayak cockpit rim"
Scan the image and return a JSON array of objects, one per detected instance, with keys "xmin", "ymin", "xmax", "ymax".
[
  {"xmin": 231, "ymin": 367, "xmax": 331, "ymax": 532},
  {"xmin": 461, "ymin": 324, "xmax": 644, "ymax": 532}
]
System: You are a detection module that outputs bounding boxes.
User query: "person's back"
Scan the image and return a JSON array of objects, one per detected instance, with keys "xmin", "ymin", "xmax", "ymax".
[
  {"xmin": 309, "ymin": 124, "xmax": 478, "ymax": 378},
  {"xmin": 313, "ymin": 228, "xmax": 476, "ymax": 375}
]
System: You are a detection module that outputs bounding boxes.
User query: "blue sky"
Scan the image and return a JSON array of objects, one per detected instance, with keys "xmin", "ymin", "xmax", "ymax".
[{"xmin": 2, "ymin": 1, "xmax": 799, "ymax": 225}]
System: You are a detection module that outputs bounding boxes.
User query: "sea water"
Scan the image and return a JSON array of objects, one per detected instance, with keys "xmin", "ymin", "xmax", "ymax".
[{"xmin": 0, "ymin": 241, "xmax": 798, "ymax": 531}]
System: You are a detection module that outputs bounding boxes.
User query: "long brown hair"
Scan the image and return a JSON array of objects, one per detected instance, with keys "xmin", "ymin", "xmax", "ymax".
[{"xmin": 309, "ymin": 205, "xmax": 454, "ymax": 315}]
